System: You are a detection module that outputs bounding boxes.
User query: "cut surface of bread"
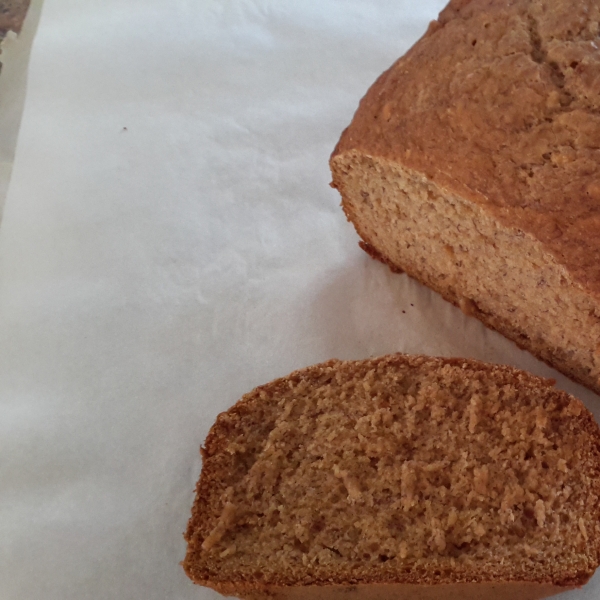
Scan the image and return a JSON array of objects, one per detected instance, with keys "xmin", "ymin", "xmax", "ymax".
[
  {"xmin": 183, "ymin": 355, "xmax": 600, "ymax": 599},
  {"xmin": 330, "ymin": 0, "xmax": 600, "ymax": 394}
]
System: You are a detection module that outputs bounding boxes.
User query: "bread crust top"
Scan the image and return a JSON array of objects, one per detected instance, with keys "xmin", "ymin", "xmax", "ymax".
[{"xmin": 332, "ymin": 0, "xmax": 600, "ymax": 297}]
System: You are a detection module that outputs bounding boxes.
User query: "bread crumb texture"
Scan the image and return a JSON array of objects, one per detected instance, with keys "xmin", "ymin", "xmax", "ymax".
[
  {"xmin": 184, "ymin": 355, "xmax": 600, "ymax": 590},
  {"xmin": 330, "ymin": 0, "xmax": 600, "ymax": 394}
]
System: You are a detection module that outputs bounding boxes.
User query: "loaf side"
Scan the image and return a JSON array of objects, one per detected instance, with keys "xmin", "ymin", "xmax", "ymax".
[
  {"xmin": 331, "ymin": 152, "xmax": 600, "ymax": 394},
  {"xmin": 211, "ymin": 581, "xmax": 572, "ymax": 600}
]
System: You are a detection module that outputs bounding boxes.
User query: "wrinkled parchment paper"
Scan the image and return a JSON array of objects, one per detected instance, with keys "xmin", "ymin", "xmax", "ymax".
[{"xmin": 1, "ymin": 1, "xmax": 598, "ymax": 598}]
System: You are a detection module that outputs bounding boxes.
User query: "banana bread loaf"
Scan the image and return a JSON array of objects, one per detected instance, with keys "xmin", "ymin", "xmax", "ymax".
[
  {"xmin": 330, "ymin": 0, "xmax": 600, "ymax": 394},
  {"xmin": 183, "ymin": 354, "xmax": 600, "ymax": 599}
]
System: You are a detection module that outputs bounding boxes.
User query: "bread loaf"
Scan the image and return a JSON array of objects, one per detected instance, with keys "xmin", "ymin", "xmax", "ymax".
[
  {"xmin": 183, "ymin": 354, "xmax": 600, "ymax": 599},
  {"xmin": 330, "ymin": 0, "xmax": 600, "ymax": 394}
]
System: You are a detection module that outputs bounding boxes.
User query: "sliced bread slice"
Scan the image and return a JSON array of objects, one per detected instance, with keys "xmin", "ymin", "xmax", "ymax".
[{"xmin": 183, "ymin": 354, "xmax": 600, "ymax": 600}]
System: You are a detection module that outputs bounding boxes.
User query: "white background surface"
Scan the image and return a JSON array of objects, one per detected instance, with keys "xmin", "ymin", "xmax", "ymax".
[{"xmin": 1, "ymin": 1, "xmax": 599, "ymax": 599}]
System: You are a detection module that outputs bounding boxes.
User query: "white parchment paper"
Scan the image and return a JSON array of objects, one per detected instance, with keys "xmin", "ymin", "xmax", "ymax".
[{"xmin": 1, "ymin": 1, "xmax": 598, "ymax": 598}]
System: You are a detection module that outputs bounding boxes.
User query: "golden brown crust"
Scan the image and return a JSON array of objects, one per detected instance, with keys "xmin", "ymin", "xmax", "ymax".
[
  {"xmin": 207, "ymin": 580, "xmax": 576, "ymax": 600},
  {"xmin": 332, "ymin": 0, "xmax": 600, "ymax": 298},
  {"xmin": 358, "ymin": 241, "xmax": 404, "ymax": 274},
  {"xmin": 184, "ymin": 355, "xmax": 600, "ymax": 594}
]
